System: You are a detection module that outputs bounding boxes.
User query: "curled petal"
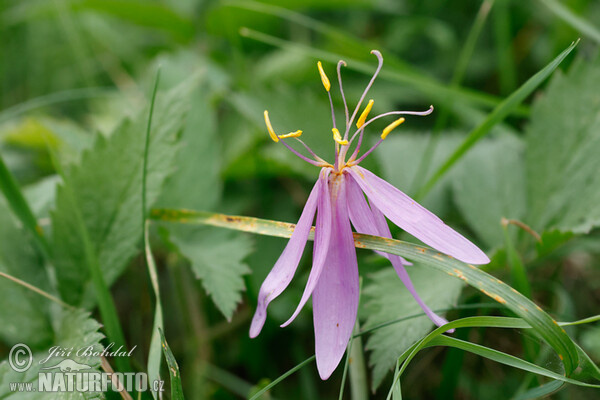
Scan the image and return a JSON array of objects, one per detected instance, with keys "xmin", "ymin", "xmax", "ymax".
[
  {"xmin": 312, "ymin": 174, "xmax": 359, "ymax": 379},
  {"xmin": 281, "ymin": 170, "xmax": 332, "ymax": 327},
  {"xmin": 249, "ymin": 173, "xmax": 322, "ymax": 338},
  {"xmin": 347, "ymin": 166, "xmax": 489, "ymax": 265}
]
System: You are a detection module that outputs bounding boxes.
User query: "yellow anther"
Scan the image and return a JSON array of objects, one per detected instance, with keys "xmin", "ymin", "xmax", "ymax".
[
  {"xmin": 317, "ymin": 61, "xmax": 331, "ymax": 92},
  {"xmin": 356, "ymin": 99, "xmax": 374, "ymax": 128},
  {"xmin": 381, "ymin": 117, "xmax": 405, "ymax": 140},
  {"xmin": 332, "ymin": 128, "xmax": 348, "ymax": 145},
  {"xmin": 278, "ymin": 130, "xmax": 303, "ymax": 139},
  {"xmin": 264, "ymin": 110, "xmax": 279, "ymax": 142}
]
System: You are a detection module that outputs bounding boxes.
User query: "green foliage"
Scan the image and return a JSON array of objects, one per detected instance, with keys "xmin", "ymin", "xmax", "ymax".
[
  {"xmin": 171, "ymin": 229, "xmax": 253, "ymax": 320},
  {"xmin": 526, "ymin": 55, "xmax": 600, "ymax": 234},
  {"xmin": 0, "ymin": 309, "xmax": 104, "ymax": 399},
  {"xmin": 453, "ymin": 135, "xmax": 527, "ymax": 248},
  {"xmin": 160, "ymin": 328, "xmax": 185, "ymax": 400},
  {"xmin": 2, "ymin": 0, "xmax": 600, "ymax": 398},
  {"xmin": 50, "ymin": 82, "xmax": 192, "ymax": 305},
  {"xmin": 0, "ymin": 200, "xmax": 52, "ymax": 347},
  {"xmin": 361, "ymin": 266, "xmax": 463, "ymax": 389}
]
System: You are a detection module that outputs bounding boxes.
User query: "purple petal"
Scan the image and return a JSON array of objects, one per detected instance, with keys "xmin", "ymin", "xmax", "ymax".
[
  {"xmin": 345, "ymin": 177, "xmax": 452, "ymax": 331},
  {"xmin": 345, "ymin": 176, "xmax": 411, "ymax": 266},
  {"xmin": 249, "ymin": 173, "xmax": 322, "ymax": 338},
  {"xmin": 347, "ymin": 166, "xmax": 490, "ymax": 264},
  {"xmin": 312, "ymin": 174, "xmax": 359, "ymax": 380},
  {"xmin": 281, "ymin": 170, "xmax": 332, "ymax": 327}
]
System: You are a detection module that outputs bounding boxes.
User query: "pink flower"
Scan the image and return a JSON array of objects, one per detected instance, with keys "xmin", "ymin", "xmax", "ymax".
[{"xmin": 250, "ymin": 51, "xmax": 490, "ymax": 379}]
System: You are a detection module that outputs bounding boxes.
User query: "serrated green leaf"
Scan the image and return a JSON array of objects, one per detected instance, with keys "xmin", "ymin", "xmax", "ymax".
[
  {"xmin": 0, "ymin": 200, "xmax": 52, "ymax": 347},
  {"xmin": 453, "ymin": 135, "xmax": 526, "ymax": 248},
  {"xmin": 170, "ymin": 228, "xmax": 253, "ymax": 320},
  {"xmin": 155, "ymin": 74, "xmax": 253, "ymax": 320},
  {"xmin": 0, "ymin": 308, "xmax": 105, "ymax": 399},
  {"xmin": 50, "ymin": 81, "xmax": 192, "ymax": 305},
  {"xmin": 362, "ymin": 266, "xmax": 463, "ymax": 389},
  {"xmin": 526, "ymin": 56, "xmax": 600, "ymax": 234}
]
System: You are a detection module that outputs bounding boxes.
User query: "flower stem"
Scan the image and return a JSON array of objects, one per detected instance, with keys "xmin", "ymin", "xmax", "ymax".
[{"xmin": 349, "ymin": 321, "xmax": 369, "ymax": 400}]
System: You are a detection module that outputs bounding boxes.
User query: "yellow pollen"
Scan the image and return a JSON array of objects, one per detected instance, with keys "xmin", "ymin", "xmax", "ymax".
[
  {"xmin": 356, "ymin": 99, "xmax": 374, "ymax": 128},
  {"xmin": 264, "ymin": 110, "xmax": 279, "ymax": 142},
  {"xmin": 317, "ymin": 61, "xmax": 331, "ymax": 92},
  {"xmin": 277, "ymin": 130, "xmax": 303, "ymax": 139},
  {"xmin": 381, "ymin": 117, "xmax": 405, "ymax": 140},
  {"xmin": 332, "ymin": 128, "xmax": 348, "ymax": 145}
]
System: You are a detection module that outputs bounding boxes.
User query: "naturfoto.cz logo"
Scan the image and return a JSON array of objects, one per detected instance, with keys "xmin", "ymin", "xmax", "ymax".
[{"xmin": 7, "ymin": 343, "xmax": 164, "ymax": 394}]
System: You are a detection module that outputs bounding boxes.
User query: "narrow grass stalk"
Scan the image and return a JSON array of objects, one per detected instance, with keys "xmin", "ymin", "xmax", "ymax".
[{"xmin": 142, "ymin": 69, "xmax": 165, "ymax": 400}]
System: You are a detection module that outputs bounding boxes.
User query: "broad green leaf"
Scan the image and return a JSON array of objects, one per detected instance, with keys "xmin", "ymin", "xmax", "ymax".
[
  {"xmin": 526, "ymin": 56, "xmax": 600, "ymax": 233},
  {"xmin": 50, "ymin": 81, "xmax": 192, "ymax": 305},
  {"xmin": 170, "ymin": 228, "xmax": 253, "ymax": 320},
  {"xmin": 0, "ymin": 200, "xmax": 52, "ymax": 347},
  {"xmin": 0, "ymin": 308, "xmax": 104, "ymax": 399},
  {"xmin": 362, "ymin": 265, "xmax": 463, "ymax": 389},
  {"xmin": 452, "ymin": 135, "xmax": 526, "ymax": 248}
]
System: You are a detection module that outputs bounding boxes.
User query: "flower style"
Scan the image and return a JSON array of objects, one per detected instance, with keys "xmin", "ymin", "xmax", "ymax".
[{"xmin": 250, "ymin": 50, "xmax": 490, "ymax": 379}]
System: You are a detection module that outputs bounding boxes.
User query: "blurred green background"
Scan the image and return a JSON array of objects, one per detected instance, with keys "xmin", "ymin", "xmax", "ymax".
[{"xmin": 1, "ymin": 0, "xmax": 600, "ymax": 399}]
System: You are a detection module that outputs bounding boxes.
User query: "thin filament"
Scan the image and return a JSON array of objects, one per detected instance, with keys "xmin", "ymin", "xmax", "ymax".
[
  {"xmin": 337, "ymin": 60, "xmax": 349, "ymax": 129},
  {"xmin": 279, "ymin": 139, "xmax": 324, "ymax": 166},
  {"xmin": 294, "ymin": 137, "xmax": 327, "ymax": 163},
  {"xmin": 344, "ymin": 50, "xmax": 384, "ymax": 140},
  {"xmin": 348, "ymin": 106, "xmax": 433, "ymax": 160},
  {"xmin": 351, "ymin": 138, "xmax": 384, "ymax": 165}
]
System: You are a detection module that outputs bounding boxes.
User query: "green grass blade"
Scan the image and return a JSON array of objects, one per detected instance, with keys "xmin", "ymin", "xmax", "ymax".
[
  {"xmin": 0, "ymin": 154, "xmax": 51, "ymax": 258},
  {"xmin": 539, "ymin": 0, "xmax": 600, "ymax": 44},
  {"xmin": 429, "ymin": 335, "xmax": 598, "ymax": 387},
  {"xmin": 151, "ymin": 208, "xmax": 580, "ymax": 376},
  {"xmin": 512, "ymin": 380, "xmax": 564, "ymax": 400},
  {"xmin": 415, "ymin": 40, "xmax": 578, "ymax": 199},
  {"xmin": 143, "ymin": 69, "xmax": 164, "ymax": 400},
  {"xmin": 159, "ymin": 328, "xmax": 185, "ymax": 400},
  {"xmin": 386, "ymin": 315, "xmax": 600, "ymax": 399},
  {"xmin": 249, "ymin": 356, "xmax": 316, "ymax": 400}
]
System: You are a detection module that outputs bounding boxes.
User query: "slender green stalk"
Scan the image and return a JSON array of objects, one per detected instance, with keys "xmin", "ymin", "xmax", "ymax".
[
  {"xmin": 494, "ymin": 0, "xmax": 517, "ymax": 94},
  {"xmin": 0, "ymin": 270, "xmax": 73, "ymax": 309},
  {"xmin": 501, "ymin": 219, "xmax": 531, "ymax": 298},
  {"xmin": 142, "ymin": 69, "xmax": 164, "ymax": 400},
  {"xmin": 348, "ymin": 321, "xmax": 368, "ymax": 400}
]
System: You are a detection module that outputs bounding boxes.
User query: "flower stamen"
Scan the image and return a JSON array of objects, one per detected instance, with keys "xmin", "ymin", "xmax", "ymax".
[
  {"xmin": 381, "ymin": 117, "xmax": 405, "ymax": 139},
  {"xmin": 264, "ymin": 110, "xmax": 279, "ymax": 142},
  {"xmin": 332, "ymin": 128, "xmax": 348, "ymax": 145},
  {"xmin": 317, "ymin": 61, "xmax": 331, "ymax": 92},
  {"xmin": 278, "ymin": 130, "xmax": 303, "ymax": 139},
  {"xmin": 356, "ymin": 99, "xmax": 374, "ymax": 129}
]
